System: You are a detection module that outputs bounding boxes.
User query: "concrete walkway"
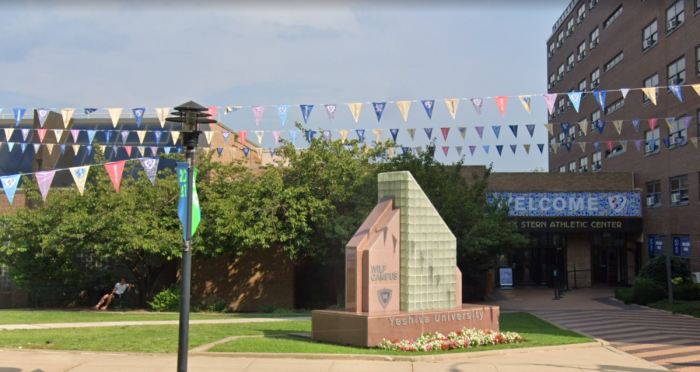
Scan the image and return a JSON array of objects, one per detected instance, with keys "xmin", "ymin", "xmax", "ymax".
[
  {"xmin": 0, "ymin": 347, "xmax": 668, "ymax": 372},
  {"xmin": 0, "ymin": 317, "xmax": 311, "ymax": 331}
]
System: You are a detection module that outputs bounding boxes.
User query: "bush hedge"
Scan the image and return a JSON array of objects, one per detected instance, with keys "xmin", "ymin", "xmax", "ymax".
[{"xmin": 638, "ymin": 255, "xmax": 690, "ymax": 288}]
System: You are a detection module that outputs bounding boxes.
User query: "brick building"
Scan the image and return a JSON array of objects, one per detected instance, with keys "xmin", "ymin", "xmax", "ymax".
[{"xmin": 546, "ymin": 0, "xmax": 700, "ymax": 278}]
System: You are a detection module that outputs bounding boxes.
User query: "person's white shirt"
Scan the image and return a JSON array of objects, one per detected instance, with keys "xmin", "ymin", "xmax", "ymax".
[{"xmin": 114, "ymin": 283, "xmax": 130, "ymax": 295}]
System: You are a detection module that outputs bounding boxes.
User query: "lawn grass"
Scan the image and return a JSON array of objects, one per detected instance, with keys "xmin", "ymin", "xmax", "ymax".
[
  {"xmin": 209, "ymin": 312, "xmax": 592, "ymax": 355},
  {"xmin": 0, "ymin": 310, "xmax": 310, "ymax": 325},
  {"xmin": 648, "ymin": 300, "xmax": 700, "ymax": 318},
  {"xmin": 0, "ymin": 320, "xmax": 311, "ymax": 353}
]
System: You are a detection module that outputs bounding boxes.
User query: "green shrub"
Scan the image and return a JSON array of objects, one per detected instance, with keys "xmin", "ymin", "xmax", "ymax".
[
  {"xmin": 629, "ymin": 278, "xmax": 667, "ymax": 306},
  {"xmin": 673, "ymin": 283, "xmax": 700, "ymax": 301},
  {"xmin": 615, "ymin": 287, "xmax": 633, "ymax": 304},
  {"xmin": 148, "ymin": 284, "xmax": 181, "ymax": 312},
  {"xmin": 207, "ymin": 298, "xmax": 232, "ymax": 313},
  {"xmin": 638, "ymin": 255, "xmax": 690, "ymax": 288}
]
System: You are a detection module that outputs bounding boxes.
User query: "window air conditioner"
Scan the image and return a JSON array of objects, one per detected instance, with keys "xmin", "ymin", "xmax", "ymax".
[
  {"xmin": 668, "ymin": 20, "xmax": 680, "ymax": 30},
  {"xmin": 580, "ymin": 166, "xmax": 587, "ymax": 173},
  {"xmin": 643, "ymin": 39, "xmax": 652, "ymax": 49},
  {"xmin": 579, "ymin": 52, "xmax": 586, "ymax": 60},
  {"xmin": 549, "ymin": 51, "xmax": 555, "ymax": 58},
  {"xmin": 593, "ymin": 164, "xmax": 601, "ymax": 171},
  {"xmin": 578, "ymin": 14, "xmax": 585, "ymax": 22},
  {"xmin": 558, "ymin": 73, "xmax": 564, "ymax": 80},
  {"xmin": 646, "ymin": 196, "xmax": 655, "ymax": 206},
  {"xmin": 591, "ymin": 0, "xmax": 597, "ymax": 8},
  {"xmin": 671, "ymin": 193, "xmax": 681, "ymax": 204},
  {"xmin": 557, "ymin": 40, "xmax": 564, "ymax": 48},
  {"xmin": 568, "ymin": 63, "xmax": 575, "ymax": 70},
  {"xmin": 549, "ymin": 82, "xmax": 555, "ymax": 89},
  {"xmin": 567, "ymin": 29, "xmax": 574, "ymax": 36},
  {"xmin": 591, "ymin": 81, "xmax": 599, "ymax": 89},
  {"xmin": 591, "ymin": 39, "xmax": 599, "ymax": 48},
  {"xmin": 557, "ymin": 107, "xmax": 565, "ymax": 115}
]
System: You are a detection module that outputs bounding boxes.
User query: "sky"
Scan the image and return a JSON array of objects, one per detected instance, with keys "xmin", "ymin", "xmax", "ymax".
[{"xmin": 1, "ymin": 0, "xmax": 569, "ymax": 171}]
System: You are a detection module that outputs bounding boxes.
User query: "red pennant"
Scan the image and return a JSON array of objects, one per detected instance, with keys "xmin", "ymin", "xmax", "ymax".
[
  {"xmin": 440, "ymin": 127, "xmax": 450, "ymax": 141},
  {"xmin": 648, "ymin": 118, "xmax": 658, "ymax": 131},
  {"xmin": 494, "ymin": 96, "xmax": 509, "ymax": 117},
  {"xmin": 207, "ymin": 106, "xmax": 218, "ymax": 119},
  {"xmin": 37, "ymin": 128, "xmax": 47, "ymax": 143},
  {"xmin": 124, "ymin": 146, "xmax": 132, "ymax": 157},
  {"xmin": 606, "ymin": 141, "xmax": 614, "ymax": 152},
  {"xmin": 442, "ymin": 146, "xmax": 449, "ymax": 156},
  {"xmin": 239, "ymin": 130, "xmax": 248, "ymax": 144},
  {"xmin": 105, "ymin": 160, "xmax": 126, "ymax": 193}
]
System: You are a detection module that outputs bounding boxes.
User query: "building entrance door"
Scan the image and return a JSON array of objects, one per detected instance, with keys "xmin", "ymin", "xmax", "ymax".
[
  {"xmin": 591, "ymin": 233, "xmax": 627, "ymax": 286},
  {"xmin": 511, "ymin": 233, "xmax": 566, "ymax": 287}
]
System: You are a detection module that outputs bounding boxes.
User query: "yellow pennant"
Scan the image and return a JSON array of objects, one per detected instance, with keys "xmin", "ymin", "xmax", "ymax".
[
  {"xmin": 407, "ymin": 128, "xmax": 416, "ymax": 140},
  {"xmin": 414, "ymin": 146, "xmax": 422, "ymax": 154},
  {"xmin": 523, "ymin": 144, "xmax": 530, "ymax": 154},
  {"xmin": 46, "ymin": 144, "xmax": 55, "ymax": 155},
  {"xmin": 137, "ymin": 146, "xmax": 145, "ymax": 156},
  {"xmin": 579, "ymin": 121, "xmax": 589, "ymax": 136},
  {"xmin": 373, "ymin": 129, "xmax": 383, "ymax": 142},
  {"xmin": 579, "ymin": 142, "xmax": 586, "ymax": 152},
  {"xmin": 444, "ymin": 99, "xmax": 459, "ymax": 119},
  {"xmin": 257, "ymin": 148, "xmax": 262, "ymax": 158},
  {"xmin": 544, "ymin": 123, "xmax": 554, "ymax": 136},
  {"xmin": 550, "ymin": 143, "xmax": 557, "ymax": 154},
  {"xmin": 155, "ymin": 108, "xmax": 169, "ymax": 128},
  {"xmin": 518, "ymin": 95, "xmax": 532, "ymax": 114},
  {"xmin": 204, "ymin": 131, "xmax": 214, "ymax": 145},
  {"xmin": 387, "ymin": 147, "xmax": 395, "ymax": 157},
  {"xmin": 339, "ymin": 130, "xmax": 349, "ymax": 144},
  {"xmin": 666, "ymin": 118, "xmax": 675, "ymax": 130},
  {"xmin": 61, "ymin": 108, "xmax": 74, "ymax": 128},
  {"xmin": 347, "ymin": 103, "xmax": 363, "ymax": 123},
  {"xmin": 230, "ymin": 147, "xmax": 236, "ymax": 157},
  {"xmin": 69, "ymin": 166, "xmax": 90, "ymax": 195},
  {"xmin": 613, "ymin": 120, "xmax": 623, "ymax": 135},
  {"xmin": 621, "ymin": 141, "xmax": 628, "ymax": 152},
  {"xmin": 691, "ymin": 84, "xmax": 700, "ymax": 98},
  {"xmin": 641, "ymin": 87, "xmax": 657, "ymax": 105},
  {"xmin": 108, "ymin": 108, "xmax": 122, "ymax": 128},
  {"xmin": 690, "ymin": 137, "xmax": 698, "ymax": 148},
  {"xmin": 171, "ymin": 131, "xmax": 180, "ymax": 145},
  {"xmin": 72, "ymin": 144, "xmax": 80, "ymax": 154},
  {"xmin": 396, "ymin": 101, "xmax": 411, "ymax": 122},
  {"xmin": 136, "ymin": 131, "xmax": 146, "ymax": 144},
  {"xmin": 255, "ymin": 130, "xmax": 265, "ymax": 144},
  {"xmin": 3, "ymin": 128, "xmax": 14, "ymax": 141}
]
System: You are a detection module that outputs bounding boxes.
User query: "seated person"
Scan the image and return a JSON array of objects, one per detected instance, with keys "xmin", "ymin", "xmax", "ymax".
[{"xmin": 93, "ymin": 278, "xmax": 133, "ymax": 310}]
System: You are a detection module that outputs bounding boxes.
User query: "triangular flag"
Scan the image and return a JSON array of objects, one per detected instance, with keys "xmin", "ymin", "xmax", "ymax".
[
  {"xmin": 662, "ymin": 138, "xmax": 671, "ymax": 149},
  {"xmin": 132, "ymin": 108, "xmax": 145, "ymax": 128},
  {"xmin": 105, "ymin": 161, "xmax": 126, "ymax": 193},
  {"xmin": 139, "ymin": 157, "xmax": 159, "ymax": 186},
  {"xmin": 322, "ymin": 130, "xmax": 331, "ymax": 142},
  {"xmin": 424, "ymin": 128, "xmax": 433, "ymax": 139},
  {"xmin": 665, "ymin": 117, "xmax": 676, "ymax": 131},
  {"xmin": 155, "ymin": 108, "xmax": 169, "ymax": 128},
  {"xmin": 154, "ymin": 131, "xmax": 162, "ymax": 145},
  {"xmin": 493, "ymin": 96, "xmax": 508, "ymax": 117},
  {"xmin": 578, "ymin": 142, "xmax": 586, "ymax": 152},
  {"xmin": 669, "ymin": 85, "xmax": 683, "ymax": 102},
  {"xmin": 537, "ymin": 144, "xmax": 544, "ymax": 154},
  {"xmin": 690, "ymin": 137, "xmax": 698, "ymax": 148},
  {"xmin": 0, "ymin": 174, "xmax": 21, "ymax": 204},
  {"xmin": 620, "ymin": 88, "xmax": 629, "ymax": 99},
  {"xmin": 683, "ymin": 116, "xmax": 692, "ymax": 130},
  {"xmin": 171, "ymin": 131, "xmax": 180, "ymax": 144},
  {"xmin": 597, "ymin": 121, "xmax": 606, "ymax": 134},
  {"xmin": 255, "ymin": 130, "xmax": 265, "ymax": 144},
  {"xmin": 356, "ymin": 129, "xmax": 365, "ymax": 142},
  {"xmin": 483, "ymin": 145, "xmax": 490, "ymax": 154},
  {"xmin": 621, "ymin": 140, "xmax": 628, "ymax": 152},
  {"xmin": 137, "ymin": 146, "xmax": 145, "ymax": 156},
  {"xmin": 111, "ymin": 145, "xmax": 118, "ymax": 154},
  {"xmin": 373, "ymin": 129, "xmax": 383, "ymax": 143},
  {"xmin": 36, "ymin": 109, "xmax": 50, "ymax": 127},
  {"xmin": 35, "ymin": 170, "xmax": 56, "ymax": 202},
  {"xmin": 300, "ymin": 105, "xmax": 314, "ymax": 124},
  {"xmin": 176, "ymin": 146, "xmax": 183, "ymax": 154},
  {"xmin": 387, "ymin": 147, "xmax": 395, "ymax": 157},
  {"xmin": 86, "ymin": 145, "xmax": 93, "ymax": 155},
  {"xmin": 526, "ymin": 124, "xmax": 536, "ymax": 137},
  {"xmin": 469, "ymin": 146, "xmax": 476, "ymax": 156},
  {"xmin": 470, "ymin": 98, "xmax": 483, "ymax": 115},
  {"xmin": 509, "ymin": 125, "xmax": 518, "ymax": 138},
  {"xmin": 216, "ymin": 148, "xmax": 223, "ymax": 157},
  {"xmin": 593, "ymin": 142, "xmax": 600, "ymax": 151},
  {"xmin": 389, "ymin": 128, "xmax": 399, "ymax": 141},
  {"xmin": 6, "ymin": 142, "xmax": 13, "ymax": 152},
  {"xmin": 150, "ymin": 146, "xmax": 158, "ymax": 155},
  {"xmin": 225, "ymin": 106, "xmax": 242, "ymax": 114},
  {"xmin": 108, "ymin": 108, "xmax": 122, "ymax": 128},
  {"xmin": 70, "ymin": 129, "xmax": 79, "ymax": 143},
  {"xmin": 544, "ymin": 123, "xmax": 554, "ymax": 136},
  {"xmin": 421, "ymin": 100, "xmax": 435, "ymax": 119},
  {"xmin": 325, "ymin": 104, "xmax": 337, "ymax": 123},
  {"xmin": 120, "ymin": 130, "xmax": 129, "ymax": 145},
  {"xmin": 561, "ymin": 122, "xmax": 570, "ymax": 133},
  {"xmin": 37, "ymin": 129, "xmax": 47, "ymax": 143},
  {"xmin": 69, "ymin": 166, "xmax": 90, "ymax": 195},
  {"xmin": 441, "ymin": 146, "xmax": 449, "ymax": 156},
  {"xmin": 136, "ymin": 131, "xmax": 146, "ymax": 144},
  {"xmin": 457, "ymin": 127, "xmax": 467, "ymax": 139},
  {"xmin": 475, "ymin": 126, "xmax": 484, "ymax": 139},
  {"xmin": 440, "ymin": 127, "xmax": 450, "ymax": 141},
  {"xmin": 3, "ymin": 128, "xmax": 14, "ymax": 141},
  {"xmin": 202, "ymin": 131, "xmax": 212, "ymax": 145},
  {"xmin": 276, "ymin": 105, "xmax": 290, "ymax": 126},
  {"xmin": 206, "ymin": 107, "xmax": 218, "ymax": 119},
  {"xmin": 649, "ymin": 139, "xmax": 656, "ymax": 151},
  {"xmin": 33, "ymin": 143, "xmax": 41, "ymax": 154},
  {"xmin": 593, "ymin": 91, "xmax": 606, "ymax": 111},
  {"xmin": 613, "ymin": 120, "xmax": 623, "ymax": 135},
  {"xmin": 492, "ymin": 126, "xmax": 501, "ymax": 139},
  {"xmin": 510, "ymin": 144, "xmax": 517, "ymax": 154},
  {"xmin": 124, "ymin": 146, "xmax": 132, "ymax": 157},
  {"xmin": 372, "ymin": 102, "xmax": 386, "ymax": 122},
  {"xmin": 567, "ymin": 92, "xmax": 582, "ymax": 112},
  {"xmin": 72, "ymin": 144, "xmax": 80, "ymax": 154},
  {"xmin": 243, "ymin": 147, "xmax": 250, "ymax": 157},
  {"xmin": 21, "ymin": 129, "xmax": 29, "ymax": 142},
  {"xmin": 289, "ymin": 130, "xmax": 299, "ymax": 145},
  {"xmin": 59, "ymin": 144, "xmax": 65, "ymax": 154},
  {"xmin": 414, "ymin": 146, "xmax": 422, "ymax": 154},
  {"xmin": 87, "ymin": 130, "xmax": 96, "ymax": 144},
  {"xmin": 550, "ymin": 143, "xmax": 558, "ymax": 154},
  {"xmin": 634, "ymin": 139, "xmax": 643, "ymax": 151},
  {"xmin": 648, "ymin": 118, "xmax": 658, "ymax": 131},
  {"xmin": 271, "ymin": 130, "xmax": 282, "ymax": 145},
  {"xmin": 238, "ymin": 130, "xmax": 248, "ymax": 144},
  {"xmin": 455, "ymin": 146, "xmax": 463, "ymax": 156},
  {"xmin": 105, "ymin": 131, "xmax": 113, "ymax": 144},
  {"xmin": 444, "ymin": 99, "xmax": 459, "ymax": 119},
  {"xmin": 641, "ymin": 87, "xmax": 657, "ymax": 105},
  {"xmin": 518, "ymin": 95, "xmax": 532, "ymax": 114},
  {"xmin": 401, "ymin": 147, "xmax": 411, "ymax": 156},
  {"xmin": 348, "ymin": 103, "xmax": 363, "ymax": 123},
  {"xmin": 631, "ymin": 119, "xmax": 640, "ymax": 132},
  {"xmin": 407, "ymin": 128, "xmax": 416, "ymax": 141},
  {"xmin": 251, "ymin": 106, "xmax": 265, "ymax": 126},
  {"xmin": 85, "ymin": 108, "xmax": 97, "ymax": 115},
  {"xmin": 564, "ymin": 142, "xmax": 572, "ymax": 153},
  {"xmin": 13, "ymin": 108, "xmax": 26, "ymax": 126},
  {"xmin": 338, "ymin": 130, "xmax": 349, "ymax": 144},
  {"xmin": 270, "ymin": 147, "xmax": 277, "ymax": 158},
  {"xmin": 523, "ymin": 144, "xmax": 531, "ymax": 154},
  {"xmin": 61, "ymin": 108, "xmax": 74, "ymax": 128},
  {"xmin": 542, "ymin": 94, "xmax": 557, "ymax": 115},
  {"xmin": 579, "ymin": 121, "xmax": 589, "ymax": 135}
]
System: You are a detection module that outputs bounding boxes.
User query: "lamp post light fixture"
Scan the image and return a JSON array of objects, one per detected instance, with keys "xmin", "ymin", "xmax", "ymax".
[{"xmin": 165, "ymin": 101, "xmax": 216, "ymax": 372}]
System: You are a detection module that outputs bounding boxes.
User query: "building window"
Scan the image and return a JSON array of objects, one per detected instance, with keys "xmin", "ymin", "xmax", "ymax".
[
  {"xmin": 645, "ymin": 128, "xmax": 660, "ymax": 155},
  {"xmin": 569, "ymin": 161, "xmax": 576, "ymax": 173},
  {"xmin": 578, "ymin": 41, "xmax": 586, "ymax": 61},
  {"xmin": 549, "ymin": 74, "xmax": 556, "ymax": 89},
  {"xmin": 667, "ymin": 57, "xmax": 686, "ymax": 85},
  {"xmin": 667, "ymin": 1, "xmax": 685, "ymax": 33},
  {"xmin": 559, "ymin": 165, "xmax": 566, "ymax": 173},
  {"xmin": 558, "ymin": 31, "xmax": 565, "ymax": 48},
  {"xmin": 578, "ymin": 79, "xmax": 587, "ymax": 97},
  {"xmin": 670, "ymin": 175, "xmax": 689, "ymax": 205},
  {"xmin": 591, "ymin": 68, "xmax": 600, "ymax": 89},
  {"xmin": 643, "ymin": 20, "xmax": 658, "ymax": 51},
  {"xmin": 558, "ymin": 131, "xmax": 565, "ymax": 147},
  {"xmin": 604, "ymin": 51, "xmax": 624, "ymax": 72},
  {"xmin": 578, "ymin": 118, "xmax": 587, "ymax": 137},
  {"xmin": 549, "ymin": 42, "xmax": 555, "ymax": 58},
  {"xmin": 646, "ymin": 180, "xmax": 661, "ymax": 207},
  {"xmin": 558, "ymin": 64, "xmax": 565, "ymax": 80},
  {"xmin": 592, "ymin": 151, "xmax": 601, "ymax": 171},
  {"xmin": 669, "ymin": 116, "xmax": 687, "ymax": 147},
  {"xmin": 590, "ymin": 0, "xmax": 598, "ymax": 10},
  {"xmin": 578, "ymin": 6, "xmax": 586, "ymax": 23},
  {"xmin": 604, "ymin": 6, "xmax": 623, "ymax": 29},
  {"xmin": 605, "ymin": 144, "xmax": 625, "ymax": 159},
  {"xmin": 696, "ymin": 45, "xmax": 700, "ymax": 75},
  {"xmin": 643, "ymin": 73, "xmax": 659, "ymax": 104},
  {"xmin": 567, "ymin": 18, "xmax": 575, "ymax": 37},
  {"xmin": 549, "ymin": 137, "xmax": 556, "ymax": 153},
  {"xmin": 696, "ymin": 0, "xmax": 700, "ymax": 13},
  {"xmin": 579, "ymin": 156, "xmax": 588, "ymax": 172},
  {"xmin": 590, "ymin": 28, "xmax": 599, "ymax": 49},
  {"xmin": 557, "ymin": 98, "xmax": 565, "ymax": 115},
  {"xmin": 591, "ymin": 110, "xmax": 601, "ymax": 130},
  {"xmin": 568, "ymin": 53, "xmax": 575, "ymax": 71},
  {"xmin": 605, "ymin": 98, "xmax": 625, "ymax": 115},
  {"xmin": 567, "ymin": 125, "xmax": 576, "ymax": 141}
]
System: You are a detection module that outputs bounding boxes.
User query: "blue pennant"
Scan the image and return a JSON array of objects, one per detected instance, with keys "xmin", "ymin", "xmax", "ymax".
[
  {"xmin": 269, "ymin": 147, "xmax": 276, "ymax": 158},
  {"xmin": 84, "ymin": 108, "xmax": 98, "ymax": 114},
  {"xmin": 669, "ymin": 85, "xmax": 683, "ymax": 102},
  {"xmin": 492, "ymin": 126, "xmax": 501, "ymax": 139},
  {"xmin": 86, "ymin": 145, "xmax": 93, "ymax": 155},
  {"xmin": 421, "ymin": 100, "xmax": 434, "ymax": 119},
  {"xmin": 537, "ymin": 144, "xmax": 544, "ymax": 154},
  {"xmin": 154, "ymin": 131, "xmax": 162, "ymax": 145},
  {"xmin": 132, "ymin": 108, "xmax": 145, "ymax": 128},
  {"xmin": 561, "ymin": 122, "xmax": 569, "ymax": 133},
  {"xmin": 163, "ymin": 147, "xmax": 171, "ymax": 154},
  {"xmin": 526, "ymin": 124, "xmax": 536, "ymax": 137},
  {"xmin": 509, "ymin": 125, "xmax": 518, "ymax": 138},
  {"xmin": 87, "ymin": 130, "xmax": 96, "ymax": 143},
  {"xmin": 424, "ymin": 128, "xmax": 433, "ymax": 139},
  {"xmin": 510, "ymin": 144, "xmax": 517, "ymax": 154},
  {"xmin": 631, "ymin": 119, "xmax": 640, "ymax": 132},
  {"xmin": 593, "ymin": 90, "xmax": 606, "ymax": 111},
  {"xmin": 597, "ymin": 121, "xmax": 606, "ymax": 134},
  {"xmin": 289, "ymin": 130, "xmax": 298, "ymax": 145},
  {"xmin": 496, "ymin": 145, "xmax": 503, "ymax": 156},
  {"xmin": 401, "ymin": 147, "xmax": 410, "ymax": 157},
  {"xmin": 300, "ymin": 105, "xmax": 314, "ymax": 124},
  {"xmin": 565, "ymin": 142, "xmax": 572, "ymax": 152},
  {"xmin": 177, "ymin": 146, "xmax": 183, "ymax": 153},
  {"xmin": 222, "ymin": 131, "xmax": 230, "ymax": 143},
  {"xmin": 216, "ymin": 148, "xmax": 223, "ymax": 156},
  {"xmin": 662, "ymin": 138, "xmax": 671, "ymax": 149},
  {"xmin": 390, "ymin": 128, "xmax": 399, "ymax": 141},
  {"xmin": 593, "ymin": 142, "xmax": 600, "ymax": 151},
  {"xmin": 243, "ymin": 147, "xmax": 250, "ymax": 157},
  {"xmin": 567, "ymin": 92, "xmax": 583, "ymax": 112},
  {"xmin": 13, "ymin": 108, "xmax": 26, "ymax": 127},
  {"xmin": 59, "ymin": 144, "xmax": 65, "ymax": 155},
  {"xmin": 649, "ymin": 139, "xmax": 656, "ymax": 151},
  {"xmin": 104, "ymin": 131, "xmax": 112, "ymax": 144},
  {"xmin": 483, "ymin": 145, "xmax": 490, "ymax": 154},
  {"xmin": 356, "ymin": 129, "xmax": 365, "ymax": 142},
  {"xmin": 372, "ymin": 102, "xmax": 386, "ymax": 123},
  {"xmin": 305, "ymin": 130, "xmax": 316, "ymax": 143},
  {"xmin": 20, "ymin": 142, "xmax": 27, "ymax": 153}
]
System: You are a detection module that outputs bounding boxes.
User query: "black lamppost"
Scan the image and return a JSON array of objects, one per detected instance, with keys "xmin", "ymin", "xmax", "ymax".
[
  {"xmin": 553, "ymin": 242, "xmax": 562, "ymax": 300},
  {"xmin": 165, "ymin": 101, "xmax": 216, "ymax": 372}
]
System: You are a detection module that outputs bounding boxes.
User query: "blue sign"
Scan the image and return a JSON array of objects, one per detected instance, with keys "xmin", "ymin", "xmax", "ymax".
[
  {"xmin": 672, "ymin": 236, "xmax": 691, "ymax": 258},
  {"xmin": 489, "ymin": 192, "xmax": 642, "ymax": 217},
  {"xmin": 648, "ymin": 235, "xmax": 655, "ymax": 255},
  {"xmin": 499, "ymin": 267, "xmax": 513, "ymax": 287}
]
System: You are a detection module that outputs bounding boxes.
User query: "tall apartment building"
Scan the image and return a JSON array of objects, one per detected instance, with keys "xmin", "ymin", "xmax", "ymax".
[{"xmin": 547, "ymin": 0, "xmax": 700, "ymax": 277}]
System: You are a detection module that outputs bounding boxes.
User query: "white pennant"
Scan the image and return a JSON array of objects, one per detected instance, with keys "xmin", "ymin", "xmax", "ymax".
[
  {"xmin": 255, "ymin": 130, "xmax": 265, "ymax": 144},
  {"xmin": 46, "ymin": 144, "xmax": 55, "ymax": 155},
  {"xmin": 69, "ymin": 166, "xmax": 90, "ymax": 195},
  {"xmin": 72, "ymin": 145, "xmax": 81, "ymax": 154},
  {"xmin": 61, "ymin": 108, "xmax": 75, "ymax": 128},
  {"xmin": 171, "ymin": 131, "xmax": 180, "ymax": 144},
  {"xmin": 136, "ymin": 131, "xmax": 146, "ymax": 144},
  {"xmin": 3, "ymin": 128, "xmax": 14, "ymax": 141},
  {"xmin": 138, "ymin": 146, "xmax": 145, "ymax": 156},
  {"xmin": 339, "ymin": 130, "xmax": 349, "ymax": 144},
  {"xmin": 204, "ymin": 131, "xmax": 214, "ymax": 145},
  {"xmin": 107, "ymin": 108, "xmax": 122, "ymax": 128},
  {"xmin": 156, "ymin": 108, "xmax": 170, "ymax": 128},
  {"xmin": 230, "ymin": 147, "xmax": 236, "ymax": 157}
]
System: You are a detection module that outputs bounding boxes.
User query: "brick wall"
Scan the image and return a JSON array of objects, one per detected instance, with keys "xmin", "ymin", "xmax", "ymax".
[{"xmin": 567, "ymin": 233, "xmax": 592, "ymax": 287}]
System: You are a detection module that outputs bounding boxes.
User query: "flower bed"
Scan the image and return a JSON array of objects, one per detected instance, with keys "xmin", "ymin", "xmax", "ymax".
[{"xmin": 377, "ymin": 328, "xmax": 524, "ymax": 352}]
